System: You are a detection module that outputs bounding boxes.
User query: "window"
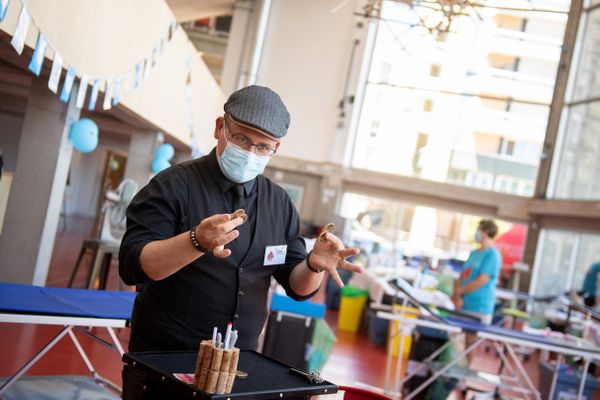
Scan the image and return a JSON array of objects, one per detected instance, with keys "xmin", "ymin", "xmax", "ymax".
[
  {"xmin": 552, "ymin": 103, "xmax": 600, "ymax": 199},
  {"xmin": 481, "ymin": 98, "xmax": 511, "ymax": 112},
  {"xmin": 413, "ymin": 133, "xmax": 428, "ymax": 174},
  {"xmin": 531, "ymin": 230, "xmax": 600, "ymax": 297},
  {"xmin": 498, "ymin": 138, "xmax": 515, "ymax": 156},
  {"xmin": 495, "ymin": 14, "xmax": 527, "ymax": 31},
  {"xmin": 487, "ymin": 53, "xmax": 520, "ymax": 72},
  {"xmin": 466, "ymin": 171, "xmax": 494, "ymax": 190},
  {"xmin": 423, "ymin": 99, "xmax": 433, "ymax": 112},
  {"xmin": 551, "ymin": 9, "xmax": 600, "ymax": 200},
  {"xmin": 339, "ymin": 191, "xmax": 527, "ymax": 267},
  {"xmin": 530, "ymin": 230, "xmax": 576, "ymax": 297},
  {"xmin": 215, "ymin": 16, "xmax": 232, "ymax": 34},
  {"xmin": 351, "ymin": 0, "xmax": 566, "ymax": 197},
  {"xmin": 474, "ymin": 132, "xmax": 501, "ymax": 153}
]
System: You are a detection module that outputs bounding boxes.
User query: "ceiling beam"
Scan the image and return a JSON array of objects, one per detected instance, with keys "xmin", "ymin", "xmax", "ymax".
[{"xmin": 268, "ymin": 155, "xmax": 600, "ymax": 231}]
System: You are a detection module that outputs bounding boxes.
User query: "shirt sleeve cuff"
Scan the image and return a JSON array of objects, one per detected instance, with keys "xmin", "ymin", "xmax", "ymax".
[
  {"xmin": 274, "ymin": 261, "xmax": 320, "ymax": 301},
  {"xmin": 119, "ymin": 241, "xmax": 151, "ymax": 285}
]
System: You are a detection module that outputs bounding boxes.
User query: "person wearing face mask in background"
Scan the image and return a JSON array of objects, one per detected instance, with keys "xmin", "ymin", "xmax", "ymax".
[
  {"xmin": 119, "ymin": 85, "xmax": 363, "ymax": 399},
  {"xmin": 452, "ymin": 219, "xmax": 502, "ymax": 325}
]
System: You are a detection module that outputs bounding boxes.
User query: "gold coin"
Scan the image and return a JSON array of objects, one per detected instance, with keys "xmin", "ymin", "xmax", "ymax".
[
  {"xmin": 318, "ymin": 223, "xmax": 335, "ymax": 243},
  {"xmin": 231, "ymin": 209, "xmax": 247, "ymax": 222},
  {"xmin": 235, "ymin": 370, "xmax": 248, "ymax": 378}
]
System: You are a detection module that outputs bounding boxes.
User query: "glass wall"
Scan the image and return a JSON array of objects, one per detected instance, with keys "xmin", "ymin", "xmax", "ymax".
[
  {"xmin": 338, "ymin": 191, "xmax": 527, "ymax": 280},
  {"xmin": 530, "ymin": 230, "xmax": 576, "ymax": 297},
  {"xmin": 551, "ymin": 6, "xmax": 600, "ymax": 199},
  {"xmin": 531, "ymin": 229, "xmax": 600, "ymax": 296},
  {"xmin": 352, "ymin": 0, "xmax": 569, "ymax": 196}
]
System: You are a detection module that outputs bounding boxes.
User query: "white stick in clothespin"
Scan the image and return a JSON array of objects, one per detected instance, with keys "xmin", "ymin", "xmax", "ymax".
[
  {"xmin": 230, "ymin": 330, "xmax": 238, "ymax": 349},
  {"xmin": 224, "ymin": 322, "xmax": 232, "ymax": 349},
  {"xmin": 212, "ymin": 326, "xmax": 218, "ymax": 343}
]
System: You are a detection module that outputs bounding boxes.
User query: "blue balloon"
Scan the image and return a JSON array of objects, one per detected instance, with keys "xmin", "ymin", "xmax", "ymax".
[
  {"xmin": 69, "ymin": 118, "xmax": 98, "ymax": 153},
  {"xmin": 155, "ymin": 143, "xmax": 175, "ymax": 161},
  {"xmin": 151, "ymin": 157, "xmax": 171, "ymax": 173}
]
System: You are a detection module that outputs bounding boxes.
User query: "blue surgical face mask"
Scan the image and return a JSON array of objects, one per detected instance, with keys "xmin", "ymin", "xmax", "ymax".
[
  {"xmin": 475, "ymin": 230, "xmax": 482, "ymax": 243},
  {"xmin": 217, "ymin": 140, "xmax": 270, "ymax": 183}
]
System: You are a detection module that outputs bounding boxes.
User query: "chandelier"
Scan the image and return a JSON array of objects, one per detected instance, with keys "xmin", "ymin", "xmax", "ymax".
[{"xmin": 365, "ymin": 0, "xmax": 479, "ymax": 39}]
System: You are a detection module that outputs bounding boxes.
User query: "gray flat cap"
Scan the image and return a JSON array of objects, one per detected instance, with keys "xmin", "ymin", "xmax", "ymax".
[{"xmin": 224, "ymin": 85, "xmax": 290, "ymax": 139}]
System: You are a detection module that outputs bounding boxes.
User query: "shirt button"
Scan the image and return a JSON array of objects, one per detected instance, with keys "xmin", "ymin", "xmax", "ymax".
[
  {"xmin": 234, "ymin": 314, "xmax": 240, "ymax": 319},
  {"xmin": 238, "ymin": 290, "xmax": 245, "ymax": 296},
  {"xmin": 239, "ymin": 268, "xmax": 244, "ymax": 273}
]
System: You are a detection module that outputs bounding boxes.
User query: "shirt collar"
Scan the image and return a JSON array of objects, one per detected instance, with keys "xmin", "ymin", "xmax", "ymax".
[{"xmin": 207, "ymin": 147, "xmax": 256, "ymax": 196}]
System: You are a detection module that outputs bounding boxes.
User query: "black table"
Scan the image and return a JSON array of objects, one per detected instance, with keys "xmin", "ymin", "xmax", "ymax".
[{"xmin": 122, "ymin": 350, "xmax": 337, "ymax": 399}]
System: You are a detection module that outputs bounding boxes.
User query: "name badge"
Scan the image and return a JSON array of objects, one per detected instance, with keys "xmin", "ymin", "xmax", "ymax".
[{"xmin": 264, "ymin": 245, "xmax": 287, "ymax": 266}]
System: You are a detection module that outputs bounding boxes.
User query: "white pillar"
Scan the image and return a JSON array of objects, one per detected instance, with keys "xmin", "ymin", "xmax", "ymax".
[{"xmin": 0, "ymin": 79, "xmax": 80, "ymax": 284}]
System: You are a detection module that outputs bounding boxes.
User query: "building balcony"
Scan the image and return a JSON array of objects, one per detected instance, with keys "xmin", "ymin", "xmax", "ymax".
[
  {"xmin": 472, "ymin": 110, "xmax": 548, "ymax": 142},
  {"xmin": 469, "ymin": 74, "xmax": 554, "ymax": 105},
  {"xmin": 489, "ymin": 29, "xmax": 562, "ymax": 62},
  {"xmin": 449, "ymin": 149, "xmax": 538, "ymax": 182},
  {"xmin": 493, "ymin": 27, "xmax": 562, "ymax": 47}
]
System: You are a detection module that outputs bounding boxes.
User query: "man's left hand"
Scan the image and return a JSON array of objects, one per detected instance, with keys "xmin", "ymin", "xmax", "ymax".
[{"xmin": 309, "ymin": 232, "xmax": 363, "ymax": 288}]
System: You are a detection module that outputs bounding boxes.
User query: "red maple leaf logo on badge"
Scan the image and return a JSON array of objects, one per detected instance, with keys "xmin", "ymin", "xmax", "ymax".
[{"xmin": 267, "ymin": 251, "xmax": 274, "ymax": 261}]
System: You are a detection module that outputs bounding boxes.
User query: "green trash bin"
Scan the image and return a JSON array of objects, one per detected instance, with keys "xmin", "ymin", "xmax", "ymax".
[{"xmin": 338, "ymin": 286, "xmax": 369, "ymax": 332}]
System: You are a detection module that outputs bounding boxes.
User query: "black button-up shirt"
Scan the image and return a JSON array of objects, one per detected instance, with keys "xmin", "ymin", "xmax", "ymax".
[{"xmin": 119, "ymin": 148, "xmax": 315, "ymax": 351}]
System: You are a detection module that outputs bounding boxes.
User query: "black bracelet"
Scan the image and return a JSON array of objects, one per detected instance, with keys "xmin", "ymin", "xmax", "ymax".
[
  {"xmin": 305, "ymin": 251, "xmax": 324, "ymax": 273},
  {"xmin": 190, "ymin": 226, "xmax": 211, "ymax": 253}
]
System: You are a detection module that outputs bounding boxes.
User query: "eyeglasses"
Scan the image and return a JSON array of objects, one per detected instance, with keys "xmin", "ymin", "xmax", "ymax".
[{"xmin": 223, "ymin": 120, "xmax": 277, "ymax": 157}]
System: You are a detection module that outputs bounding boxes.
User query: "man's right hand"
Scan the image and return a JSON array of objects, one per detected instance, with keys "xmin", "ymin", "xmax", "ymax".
[{"xmin": 195, "ymin": 213, "xmax": 245, "ymax": 258}]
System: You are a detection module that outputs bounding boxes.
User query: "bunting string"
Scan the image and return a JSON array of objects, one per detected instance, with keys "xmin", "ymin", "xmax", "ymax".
[{"xmin": 2, "ymin": 0, "xmax": 178, "ymax": 113}]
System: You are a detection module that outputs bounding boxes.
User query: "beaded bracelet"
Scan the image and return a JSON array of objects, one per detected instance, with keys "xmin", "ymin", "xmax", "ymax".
[{"xmin": 190, "ymin": 225, "xmax": 211, "ymax": 254}]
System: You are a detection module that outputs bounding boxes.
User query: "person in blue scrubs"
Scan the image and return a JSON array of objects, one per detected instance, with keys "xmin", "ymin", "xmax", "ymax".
[
  {"xmin": 454, "ymin": 219, "xmax": 502, "ymax": 325},
  {"xmin": 581, "ymin": 261, "xmax": 600, "ymax": 307}
]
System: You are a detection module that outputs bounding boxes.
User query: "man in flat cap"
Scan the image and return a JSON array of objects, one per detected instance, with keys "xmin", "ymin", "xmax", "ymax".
[{"xmin": 119, "ymin": 86, "xmax": 362, "ymax": 397}]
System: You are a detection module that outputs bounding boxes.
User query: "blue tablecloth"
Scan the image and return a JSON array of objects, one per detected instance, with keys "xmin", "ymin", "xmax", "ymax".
[{"xmin": 0, "ymin": 282, "xmax": 134, "ymax": 320}]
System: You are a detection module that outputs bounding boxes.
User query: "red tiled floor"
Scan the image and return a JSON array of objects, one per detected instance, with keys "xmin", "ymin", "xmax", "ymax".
[
  {"xmin": 0, "ymin": 323, "xmax": 129, "ymax": 386},
  {"xmin": 3, "ymin": 215, "xmax": 587, "ymax": 399},
  {"xmin": 0, "ymin": 216, "xmax": 128, "ymax": 390},
  {"xmin": 322, "ymin": 310, "xmax": 388, "ymax": 389},
  {"xmin": 1, "ymin": 216, "xmax": 388, "ymax": 391}
]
